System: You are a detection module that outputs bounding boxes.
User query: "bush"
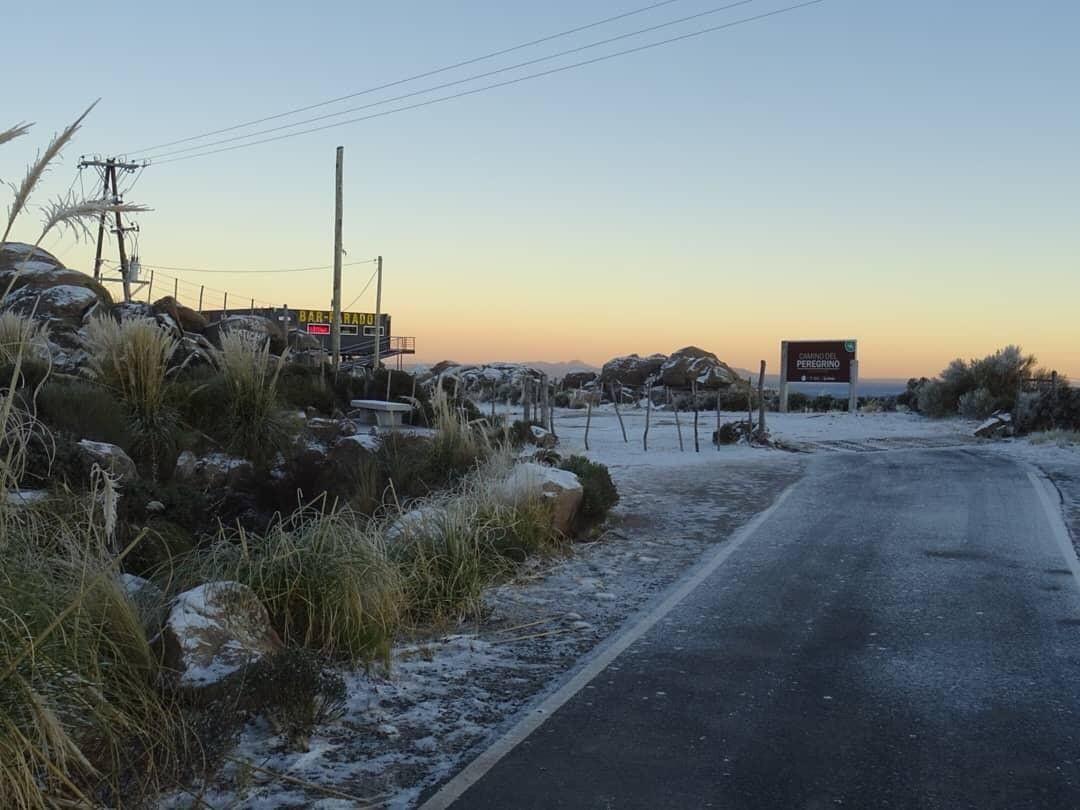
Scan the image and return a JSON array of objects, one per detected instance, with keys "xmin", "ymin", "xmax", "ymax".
[
  {"xmin": 786, "ymin": 392, "xmax": 811, "ymax": 412},
  {"xmin": 919, "ymin": 346, "xmax": 1037, "ymax": 418},
  {"xmin": 958, "ymin": 387, "xmax": 997, "ymax": 420},
  {"xmin": 279, "ymin": 364, "xmax": 336, "ymax": 414},
  {"xmin": 179, "ymin": 506, "xmax": 403, "ymax": 664},
  {"xmin": 553, "ymin": 392, "xmax": 571, "ymax": 408},
  {"xmin": 36, "ymin": 377, "xmax": 132, "ymax": 449},
  {"xmin": 559, "ymin": 456, "xmax": 619, "ymax": 530},
  {"xmin": 1015, "ymin": 384, "xmax": 1080, "ymax": 434}
]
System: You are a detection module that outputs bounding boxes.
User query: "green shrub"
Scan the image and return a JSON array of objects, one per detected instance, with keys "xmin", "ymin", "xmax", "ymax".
[
  {"xmin": 179, "ymin": 506, "xmax": 403, "ymax": 665},
  {"xmin": 35, "ymin": 378, "xmax": 132, "ymax": 449},
  {"xmin": 958, "ymin": 387, "xmax": 997, "ymax": 420},
  {"xmin": 919, "ymin": 346, "xmax": 1036, "ymax": 418},
  {"xmin": 559, "ymin": 456, "xmax": 619, "ymax": 529},
  {"xmin": 279, "ymin": 364, "xmax": 336, "ymax": 414}
]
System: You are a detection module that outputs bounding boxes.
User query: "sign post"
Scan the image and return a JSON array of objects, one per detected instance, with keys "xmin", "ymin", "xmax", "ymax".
[{"xmin": 779, "ymin": 339, "xmax": 858, "ymax": 413}]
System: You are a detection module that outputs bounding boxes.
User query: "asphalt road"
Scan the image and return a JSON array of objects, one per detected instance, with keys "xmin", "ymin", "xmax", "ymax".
[{"xmin": 440, "ymin": 449, "xmax": 1080, "ymax": 810}]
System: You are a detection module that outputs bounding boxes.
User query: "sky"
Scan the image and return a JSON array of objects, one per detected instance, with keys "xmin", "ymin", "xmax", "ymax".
[{"xmin": 2, "ymin": 0, "xmax": 1078, "ymax": 378}]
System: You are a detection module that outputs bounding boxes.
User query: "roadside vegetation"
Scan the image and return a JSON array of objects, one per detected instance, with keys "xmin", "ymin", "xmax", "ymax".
[{"xmin": 0, "ymin": 108, "xmax": 621, "ymax": 807}]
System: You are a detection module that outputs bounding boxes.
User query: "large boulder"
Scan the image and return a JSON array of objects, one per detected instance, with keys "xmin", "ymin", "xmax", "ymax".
[
  {"xmin": 152, "ymin": 296, "xmax": 208, "ymax": 334},
  {"xmin": 77, "ymin": 439, "xmax": 137, "ymax": 482},
  {"xmin": 495, "ymin": 462, "xmax": 583, "ymax": 535},
  {"xmin": 600, "ymin": 354, "xmax": 666, "ymax": 387},
  {"xmin": 3, "ymin": 284, "xmax": 102, "ymax": 330},
  {"xmin": 203, "ymin": 314, "xmax": 287, "ymax": 355},
  {"xmin": 0, "ymin": 243, "xmax": 112, "ymax": 307},
  {"xmin": 160, "ymin": 581, "xmax": 283, "ymax": 690},
  {"xmin": 660, "ymin": 346, "xmax": 740, "ymax": 390},
  {"xmin": 562, "ymin": 371, "xmax": 598, "ymax": 390}
]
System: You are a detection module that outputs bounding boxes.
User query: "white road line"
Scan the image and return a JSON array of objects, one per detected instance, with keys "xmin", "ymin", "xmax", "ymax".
[
  {"xmin": 1028, "ymin": 471, "xmax": 1080, "ymax": 584},
  {"xmin": 419, "ymin": 478, "xmax": 802, "ymax": 810}
]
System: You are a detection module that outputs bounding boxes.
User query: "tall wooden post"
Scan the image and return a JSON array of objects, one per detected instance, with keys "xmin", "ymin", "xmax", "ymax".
[
  {"xmin": 611, "ymin": 383, "xmax": 628, "ymax": 443},
  {"xmin": 692, "ymin": 380, "xmax": 700, "ymax": 452},
  {"xmin": 849, "ymin": 359, "xmax": 859, "ymax": 414},
  {"xmin": 331, "ymin": 146, "xmax": 344, "ymax": 372},
  {"xmin": 779, "ymin": 341, "xmax": 790, "ymax": 413},
  {"xmin": 108, "ymin": 161, "xmax": 132, "ymax": 302},
  {"xmin": 373, "ymin": 255, "xmax": 383, "ymax": 372},
  {"xmin": 757, "ymin": 360, "xmax": 767, "ymax": 439},
  {"xmin": 92, "ymin": 162, "xmax": 111, "ymax": 281}
]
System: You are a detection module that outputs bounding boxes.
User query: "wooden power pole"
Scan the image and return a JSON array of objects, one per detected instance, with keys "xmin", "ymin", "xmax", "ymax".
[
  {"xmin": 331, "ymin": 146, "xmax": 344, "ymax": 371},
  {"xmin": 79, "ymin": 156, "xmax": 146, "ymax": 300},
  {"xmin": 372, "ymin": 255, "xmax": 383, "ymax": 373}
]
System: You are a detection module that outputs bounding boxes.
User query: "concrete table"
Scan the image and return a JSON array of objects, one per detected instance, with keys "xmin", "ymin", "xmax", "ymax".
[{"xmin": 349, "ymin": 399, "xmax": 413, "ymax": 428}]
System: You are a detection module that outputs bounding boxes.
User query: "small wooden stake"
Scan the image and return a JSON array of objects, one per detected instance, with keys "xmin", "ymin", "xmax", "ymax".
[
  {"xmin": 757, "ymin": 360, "xmax": 767, "ymax": 441},
  {"xmin": 692, "ymin": 380, "xmax": 700, "ymax": 452},
  {"xmin": 643, "ymin": 383, "xmax": 652, "ymax": 452},
  {"xmin": 611, "ymin": 383, "xmax": 628, "ymax": 443},
  {"xmin": 716, "ymin": 389, "xmax": 722, "ymax": 451},
  {"xmin": 746, "ymin": 376, "xmax": 754, "ymax": 445},
  {"xmin": 674, "ymin": 397, "xmax": 684, "ymax": 452},
  {"xmin": 584, "ymin": 397, "xmax": 592, "ymax": 451}
]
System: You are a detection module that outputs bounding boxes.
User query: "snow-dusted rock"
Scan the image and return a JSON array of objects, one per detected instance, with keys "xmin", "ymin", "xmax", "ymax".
[
  {"xmin": 4, "ymin": 489, "xmax": 49, "ymax": 507},
  {"xmin": 600, "ymin": 353, "xmax": 666, "ymax": 387},
  {"xmin": 975, "ymin": 411, "xmax": 1014, "ymax": 439},
  {"xmin": 77, "ymin": 439, "xmax": 137, "ymax": 482},
  {"xmin": 562, "ymin": 371, "xmax": 597, "ymax": 389},
  {"xmin": 161, "ymin": 581, "xmax": 283, "ymax": 690},
  {"xmin": 660, "ymin": 346, "xmax": 740, "ymax": 390},
  {"xmin": 203, "ymin": 314, "xmax": 287, "ymax": 354},
  {"xmin": 529, "ymin": 425, "xmax": 558, "ymax": 449},
  {"xmin": 174, "ymin": 451, "xmax": 254, "ymax": 490},
  {"xmin": 152, "ymin": 295, "xmax": 208, "ymax": 334},
  {"xmin": 4, "ymin": 284, "xmax": 100, "ymax": 327},
  {"xmin": 385, "ymin": 505, "xmax": 448, "ymax": 544},
  {"xmin": 495, "ymin": 462, "xmax": 583, "ymax": 535}
]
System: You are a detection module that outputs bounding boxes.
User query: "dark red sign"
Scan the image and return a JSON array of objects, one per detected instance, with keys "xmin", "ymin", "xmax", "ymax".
[
  {"xmin": 306, "ymin": 323, "xmax": 331, "ymax": 335},
  {"xmin": 785, "ymin": 340, "xmax": 857, "ymax": 383}
]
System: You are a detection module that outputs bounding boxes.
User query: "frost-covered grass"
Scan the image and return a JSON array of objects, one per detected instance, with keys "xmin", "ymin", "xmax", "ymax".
[
  {"xmin": 391, "ymin": 454, "xmax": 561, "ymax": 625},
  {"xmin": 174, "ymin": 505, "xmax": 404, "ymax": 666},
  {"xmin": 0, "ymin": 481, "xmax": 184, "ymax": 809},
  {"xmin": 1029, "ymin": 430, "xmax": 1080, "ymax": 447}
]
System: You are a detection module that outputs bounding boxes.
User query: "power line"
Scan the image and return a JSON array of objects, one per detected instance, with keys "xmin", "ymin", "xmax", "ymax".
[
  {"xmin": 143, "ymin": 0, "xmax": 756, "ymax": 162},
  {"xmin": 151, "ymin": 1, "xmax": 825, "ymax": 166},
  {"xmin": 131, "ymin": 258, "xmax": 378, "ymax": 274},
  {"xmin": 128, "ymin": 0, "xmax": 687, "ymax": 156},
  {"xmin": 344, "ymin": 267, "xmax": 380, "ymax": 311}
]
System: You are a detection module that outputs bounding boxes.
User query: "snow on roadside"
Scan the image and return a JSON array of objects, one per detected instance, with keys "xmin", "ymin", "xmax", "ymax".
[
  {"xmin": 984, "ymin": 436, "xmax": 1080, "ymax": 546},
  {"xmin": 168, "ymin": 442, "xmax": 803, "ymax": 808}
]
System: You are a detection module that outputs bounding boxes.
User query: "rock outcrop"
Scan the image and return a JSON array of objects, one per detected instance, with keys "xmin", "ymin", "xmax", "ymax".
[
  {"xmin": 660, "ymin": 346, "xmax": 740, "ymax": 390},
  {"xmin": 599, "ymin": 354, "xmax": 666, "ymax": 387}
]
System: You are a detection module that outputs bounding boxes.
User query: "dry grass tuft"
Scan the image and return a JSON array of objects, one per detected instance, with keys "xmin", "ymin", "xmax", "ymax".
[
  {"xmin": 214, "ymin": 330, "xmax": 290, "ymax": 462},
  {"xmin": 83, "ymin": 316, "xmax": 178, "ymax": 476},
  {"xmin": 176, "ymin": 503, "xmax": 403, "ymax": 665},
  {"xmin": 1, "ymin": 101, "xmax": 98, "ymax": 248}
]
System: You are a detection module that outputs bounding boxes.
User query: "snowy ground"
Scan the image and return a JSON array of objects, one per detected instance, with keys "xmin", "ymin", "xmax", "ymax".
[
  {"xmin": 169, "ymin": 410, "xmax": 1068, "ymax": 809},
  {"xmin": 985, "ymin": 435, "xmax": 1080, "ymax": 548}
]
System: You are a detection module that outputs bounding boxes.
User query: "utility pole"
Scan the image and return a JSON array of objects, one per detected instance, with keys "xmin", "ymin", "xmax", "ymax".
[
  {"xmin": 331, "ymin": 146, "xmax": 344, "ymax": 372},
  {"xmin": 79, "ymin": 156, "xmax": 147, "ymax": 301},
  {"xmin": 373, "ymin": 255, "xmax": 383, "ymax": 374}
]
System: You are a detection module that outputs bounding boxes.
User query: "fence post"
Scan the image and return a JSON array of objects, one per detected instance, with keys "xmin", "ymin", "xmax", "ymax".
[
  {"xmin": 674, "ymin": 397, "xmax": 684, "ymax": 452},
  {"xmin": 173, "ymin": 277, "xmax": 178, "ymax": 300},
  {"xmin": 584, "ymin": 397, "xmax": 592, "ymax": 452},
  {"xmin": 692, "ymin": 380, "xmax": 700, "ymax": 452},
  {"xmin": 146, "ymin": 269, "xmax": 154, "ymax": 302},
  {"xmin": 757, "ymin": 360, "xmax": 767, "ymax": 440},
  {"xmin": 198, "ymin": 285, "xmax": 204, "ymax": 312},
  {"xmin": 223, "ymin": 291, "xmax": 228, "ymax": 311},
  {"xmin": 611, "ymin": 383, "xmax": 628, "ymax": 443},
  {"xmin": 643, "ymin": 382, "xmax": 651, "ymax": 452}
]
